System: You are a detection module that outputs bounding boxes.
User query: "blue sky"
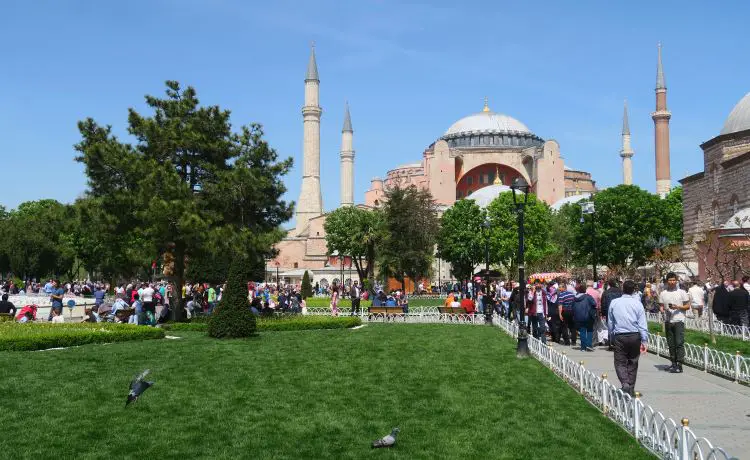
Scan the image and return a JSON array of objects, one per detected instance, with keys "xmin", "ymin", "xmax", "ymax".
[{"xmin": 1, "ymin": 0, "xmax": 748, "ymax": 221}]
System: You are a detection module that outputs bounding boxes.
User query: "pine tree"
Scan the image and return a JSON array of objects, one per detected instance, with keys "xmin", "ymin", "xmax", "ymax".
[
  {"xmin": 301, "ymin": 270, "xmax": 313, "ymax": 299},
  {"xmin": 208, "ymin": 258, "xmax": 256, "ymax": 338}
]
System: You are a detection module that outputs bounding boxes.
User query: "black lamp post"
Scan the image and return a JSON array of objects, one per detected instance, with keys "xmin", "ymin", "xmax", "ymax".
[
  {"xmin": 482, "ymin": 216, "xmax": 492, "ymax": 324},
  {"xmin": 511, "ymin": 177, "xmax": 531, "ymax": 358},
  {"xmin": 581, "ymin": 201, "xmax": 597, "ymax": 282}
]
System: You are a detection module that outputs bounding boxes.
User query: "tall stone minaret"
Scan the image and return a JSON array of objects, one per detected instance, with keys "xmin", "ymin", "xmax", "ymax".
[
  {"xmin": 620, "ymin": 99, "xmax": 634, "ymax": 185},
  {"xmin": 295, "ymin": 44, "xmax": 323, "ymax": 234},
  {"xmin": 340, "ymin": 102, "xmax": 354, "ymax": 206},
  {"xmin": 652, "ymin": 43, "xmax": 672, "ymax": 197}
]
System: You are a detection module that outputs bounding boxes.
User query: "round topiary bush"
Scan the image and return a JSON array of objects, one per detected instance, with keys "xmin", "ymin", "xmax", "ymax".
[{"xmin": 208, "ymin": 258, "xmax": 257, "ymax": 338}]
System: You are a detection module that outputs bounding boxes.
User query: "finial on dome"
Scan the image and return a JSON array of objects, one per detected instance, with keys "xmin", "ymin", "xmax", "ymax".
[
  {"xmin": 493, "ymin": 166, "xmax": 501, "ymax": 184},
  {"xmin": 483, "ymin": 96, "xmax": 490, "ymax": 112}
]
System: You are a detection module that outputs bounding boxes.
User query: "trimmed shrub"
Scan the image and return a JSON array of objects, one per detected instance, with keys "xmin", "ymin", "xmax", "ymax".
[
  {"xmin": 208, "ymin": 258, "xmax": 257, "ymax": 338},
  {"xmin": 303, "ymin": 298, "xmax": 373, "ymax": 309},
  {"xmin": 258, "ymin": 315, "xmax": 360, "ymax": 332},
  {"xmin": 0, "ymin": 323, "xmax": 165, "ymax": 351},
  {"xmin": 301, "ymin": 270, "xmax": 313, "ymax": 299},
  {"xmin": 163, "ymin": 315, "xmax": 361, "ymax": 333}
]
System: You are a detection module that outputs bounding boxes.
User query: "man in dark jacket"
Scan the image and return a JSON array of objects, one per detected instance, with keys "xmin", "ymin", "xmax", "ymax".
[
  {"xmin": 0, "ymin": 294, "xmax": 16, "ymax": 317},
  {"xmin": 601, "ymin": 279, "xmax": 623, "ymax": 349},
  {"xmin": 712, "ymin": 281, "xmax": 731, "ymax": 323},
  {"xmin": 727, "ymin": 280, "xmax": 750, "ymax": 327},
  {"xmin": 573, "ymin": 283, "xmax": 597, "ymax": 352}
]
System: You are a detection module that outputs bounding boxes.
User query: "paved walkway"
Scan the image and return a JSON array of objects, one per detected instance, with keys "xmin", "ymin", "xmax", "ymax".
[{"xmin": 549, "ymin": 342, "xmax": 750, "ymax": 457}]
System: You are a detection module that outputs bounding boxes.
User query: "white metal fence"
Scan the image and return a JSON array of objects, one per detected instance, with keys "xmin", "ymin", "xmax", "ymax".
[
  {"xmin": 491, "ymin": 316, "xmax": 734, "ymax": 459},
  {"xmin": 646, "ymin": 312, "xmax": 750, "ymax": 342},
  {"xmin": 646, "ymin": 329, "xmax": 750, "ymax": 384}
]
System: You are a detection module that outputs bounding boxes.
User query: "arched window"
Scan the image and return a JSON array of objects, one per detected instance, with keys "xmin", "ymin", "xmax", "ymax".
[{"xmin": 711, "ymin": 164, "xmax": 720, "ymax": 192}]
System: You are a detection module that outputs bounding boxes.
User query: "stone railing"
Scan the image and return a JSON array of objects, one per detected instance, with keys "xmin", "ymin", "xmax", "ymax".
[
  {"xmin": 646, "ymin": 312, "xmax": 750, "ymax": 342},
  {"xmin": 492, "ymin": 316, "xmax": 733, "ymax": 459}
]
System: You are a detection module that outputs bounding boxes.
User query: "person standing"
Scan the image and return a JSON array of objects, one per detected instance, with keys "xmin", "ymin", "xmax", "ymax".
[
  {"xmin": 141, "ymin": 283, "xmax": 156, "ymax": 317},
  {"xmin": 526, "ymin": 279, "xmax": 549, "ymax": 344},
  {"xmin": 557, "ymin": 286, "xmax": 576, "ymax": 346},
  {"xmin": 601, "ymin": 279, "xmax": 622, "ymax": 348},
  {"xmin": 608, "ymin": 280, "xmax": 649, "ymax": 397},
  {"xmin": 727, "ymin": 280, "xmax": 750, "ymax": 327},
  {"xmin": 687, "ymin": 281, "xmax": 705, "ymax": 318},
  {"xmin": 330, "ymin": 284, "xmax": 340, "ymax": 316},
  {"xmin": 659, "ymin": 272, "xmax": 690, "ymax": 373},
  {"xmin": 573, "ymin": 283, "xmax": 597, "ymax": 352},
  {"xmin": 350, "ymin": 281, "xmax": 361, "ymax": 316}
]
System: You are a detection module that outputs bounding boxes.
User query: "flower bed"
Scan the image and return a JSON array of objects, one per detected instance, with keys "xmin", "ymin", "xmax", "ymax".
[
  {"xmin": 163, "ymin": 315, "xmax": 361, "ymax": 332},
  {"xmin": 0, "ymin": 322, "xmax": 165, "ymax": 351}
]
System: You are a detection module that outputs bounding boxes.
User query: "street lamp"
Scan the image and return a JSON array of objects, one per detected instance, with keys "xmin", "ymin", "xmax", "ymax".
[
  {"xmin": 510, "ymin": 177, "xmax": 531, "ymax": 358},
  {"xmin": 581, "ymin": 201, "xmax": 597, "ymax": 282},
  {"xmin": 482, "ymin": 216, "xmax": 492, "ymax": 324},
  {"xmin": 275, "ymin": 261, "xmax": 280, "ymax": 287}
]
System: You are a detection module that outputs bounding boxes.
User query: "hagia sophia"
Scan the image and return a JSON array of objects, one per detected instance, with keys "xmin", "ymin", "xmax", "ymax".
[{"xmin": 270, "ymin": 43, "xmax": 749, "ymax": 287}]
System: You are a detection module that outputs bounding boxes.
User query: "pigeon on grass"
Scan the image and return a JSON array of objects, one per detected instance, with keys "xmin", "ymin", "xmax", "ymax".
[
  {"xmin": 126, "ymin": 369, "xmax": 154, "ymax": 406},
  {"xmin": 372, "ymin": 428, "xmax": 399, "ymax": 448}
]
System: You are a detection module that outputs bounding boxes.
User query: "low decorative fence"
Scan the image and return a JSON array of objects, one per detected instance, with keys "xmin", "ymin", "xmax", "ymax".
[
  {"xmin": 492, "ymin": 316, "xmax": 734, "ymax": 459},
  {"xmin": 647, "ymin": 330, "xmax": 749, "ymax": 384},
  {"xmin": 646, "ymin": 312, "xmax": 750, "ymax": 342}
]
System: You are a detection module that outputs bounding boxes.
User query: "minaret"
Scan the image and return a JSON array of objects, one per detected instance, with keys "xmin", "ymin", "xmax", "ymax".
[
  {"xmin": 620, "ymin": 99, "xmax": 634, "ymax": 185},
  {"xmin": 295, "ymin": 44, "xmax": 323, "ymax": 234},
  {"xmin": 340, "ymin": 102, "xmax": 354, "ymax": 206},
  {"xmin": 652, "ymin": 43, "xmax": 672, "ymax": 197}
]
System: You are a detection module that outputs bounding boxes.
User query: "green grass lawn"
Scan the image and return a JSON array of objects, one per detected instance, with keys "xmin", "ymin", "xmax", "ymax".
[
  {"xmin": 648, "ymin": 322, "xmax": 750, "ymax": 355},
  {"xmin": 1, "ymin": 325, "xmax": 651, "ymax": 459}
]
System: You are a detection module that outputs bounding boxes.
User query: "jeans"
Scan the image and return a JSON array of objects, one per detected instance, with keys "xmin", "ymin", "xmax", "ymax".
[
  {"xmin": 208, "ymin": 302, "xmax": 216, "ymax": 314},
  {"xmin": 562, "ymin": 310, "xmax": 577, "ymax": 346},
  {"xmin": 350, "ymin": 298, "xmax": 361, "ymax": 315},
  {"xmin": 577, "ymin": 323, "xmax": 593, "ymax": 350},
  {"xmin": 665, "ymin": 321, "xmax": 685, "ymax": 363},
  {"xmin": 730, "ymin": 310, "xmax": 749, "ymax": 328},
  {"xmin": 531, "ymin": 314, "xmax": 547, "ymax": 344},
  {"xmin": 548, "ymin": 314, "xmax": 563, "ymax": 343}
]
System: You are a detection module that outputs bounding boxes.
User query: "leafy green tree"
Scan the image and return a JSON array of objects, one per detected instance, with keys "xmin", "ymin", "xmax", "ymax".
[
  {"xmin": 301, "ymin": 270, "xmax": 313, "ymax": 299},
  {"xmin": 75, "ymin": 81, "xmax": 292, "ymax": 319},
  {"xmin": 437, "ymin": 199, "xmax": 485, "ymax": 284},
  {"xmin": 486, "ymin": 191, "xmax": 555, "ymax": 273},
  {"xmin": 208, "ymin": 257, "xmax": 256, "ymax": 338},
  {"xmin": 577, "ymin": 185, "xmax": 666, "ymax": 271},
  {"xmin": 378, "ymin": 185, "xmax": 439, "ymax": 290},
  {"xmin": 324, "ymin": 206, "xmax": 383, "ymax": 288},
  {"xmin": 0, "ymin": 200, "xmax": 75, "ymax": 279},
  {"xmin": 662, "ymin": 186, "xmax": 683, "ymax": 244}
]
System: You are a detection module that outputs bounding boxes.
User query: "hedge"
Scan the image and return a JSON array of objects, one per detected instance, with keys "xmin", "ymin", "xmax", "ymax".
[
  {"xmin": 163, "ymin": 315, "xmax": 361, "ymax": 332},
  {"xmin": 303, "ymin": 298, "xmax": 373, "ymax": 308},
  {"xmin": 0, "ymin": 323, "xmax": 165, "ymax": 351}
]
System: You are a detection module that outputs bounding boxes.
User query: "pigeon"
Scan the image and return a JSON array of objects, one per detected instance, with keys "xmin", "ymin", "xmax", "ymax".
[
  {"xmin": 371, "ymin": 428, "xmax": 399, "ymax": 448},
  {"xmin": 126, "ymin": 369, "xmax": 154, "ymax": 406}
]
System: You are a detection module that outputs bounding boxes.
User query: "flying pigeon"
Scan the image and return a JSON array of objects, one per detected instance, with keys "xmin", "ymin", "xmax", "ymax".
[
  {"xmin": 126, "ymin": 369, "xmax": 154, "ymax": 406},
  {"xmin": 371, "ymin": 428, "xmax": 399, "ymax": 448}
]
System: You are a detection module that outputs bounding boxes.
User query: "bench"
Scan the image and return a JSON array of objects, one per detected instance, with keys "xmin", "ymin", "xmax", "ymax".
[
  {"xmin": 438, "ymin": 307, "xmax": 469, "ymax": 315},
  {"xmin": 368, "ymin": 306, "xmax": 406, "ymax": 321}
]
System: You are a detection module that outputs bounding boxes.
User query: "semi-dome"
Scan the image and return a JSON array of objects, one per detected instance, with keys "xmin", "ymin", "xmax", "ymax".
[
  {"xmin": 467, "ymin": 184, "xmax": 512, "ymax": 208},
  {"xmin": 720, "ymin": 92, "xmax": 750, "ymax": 135},
  {"xmin": 441, "ymin": 102, "xmax": 544, "ymax": 149}
]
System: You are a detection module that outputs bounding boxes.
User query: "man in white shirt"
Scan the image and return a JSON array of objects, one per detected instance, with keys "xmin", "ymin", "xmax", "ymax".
[
  {"xmin": 687, "ymin": 281, "xmax": 705, "ymax": 318},
  {"xmin": 658, "ymin": 272, "xmax": 690, "ymax": 373}
]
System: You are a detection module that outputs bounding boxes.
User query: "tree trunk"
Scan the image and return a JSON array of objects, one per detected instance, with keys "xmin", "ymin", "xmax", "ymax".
[
  {"xmin": 707, "ymin": 290, "xmax": 716, "ymax": 345},
  {"xmin": 172, "ymin": 242, "xmax": 186, "ymax": 322}
]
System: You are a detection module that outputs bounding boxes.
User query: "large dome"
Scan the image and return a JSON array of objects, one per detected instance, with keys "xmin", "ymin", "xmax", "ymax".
[
  {"xmin": 445, "ymin": 111, "xmax": 532, "ymax": 136},
  {"xmin": 721, "ymin": 92, "xmax": 750, "ymax": 135},
  {"xmin": 441, "ymin": 105, "xmax": 543, "ymax": 149}
]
